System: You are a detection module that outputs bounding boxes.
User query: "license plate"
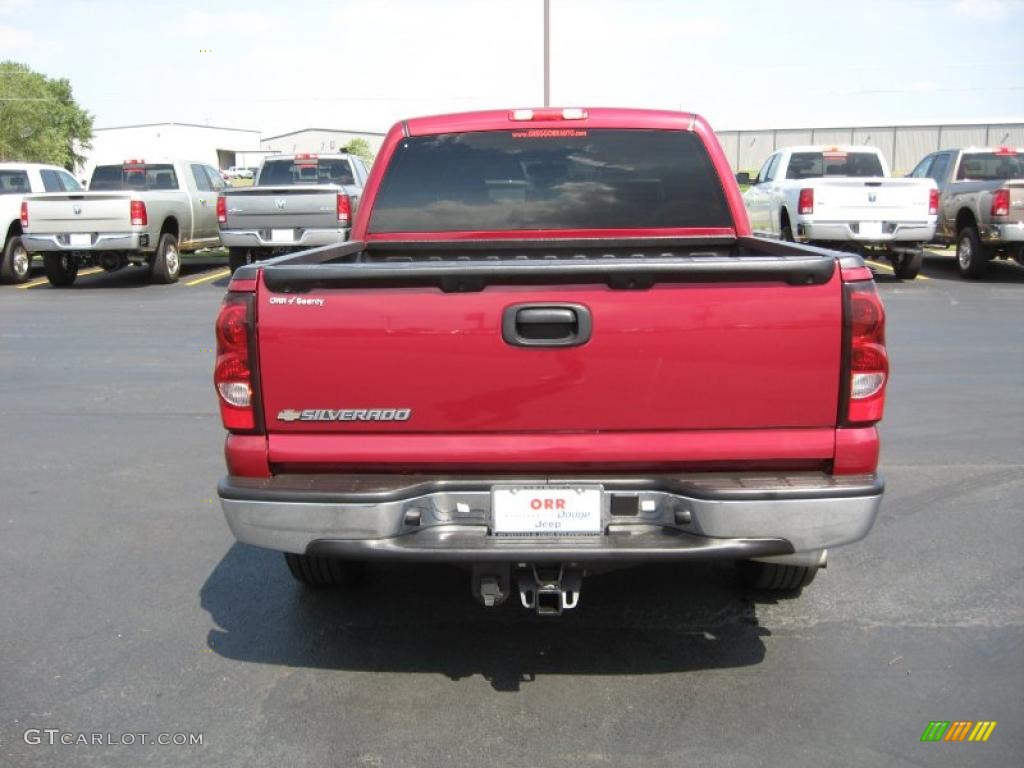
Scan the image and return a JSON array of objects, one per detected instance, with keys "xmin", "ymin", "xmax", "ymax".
[
  {"xmin": 860, "ymin": 221, "xmax": 882, "ymax": 237},
  {"xmin": 69, "ymin": 233, "xmax": 91, "ymax": 247},
  {"xmin": 492, "ymin": 486, "xmax": 603, "ymax": 535},
  {"xmin": 270, "ymin": 228, "xmax": 294, "ymax": 243}
]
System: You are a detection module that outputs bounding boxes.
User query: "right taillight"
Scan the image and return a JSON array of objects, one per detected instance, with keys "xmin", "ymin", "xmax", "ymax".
[
  {"xmin": 215, "ymin": 293, "xmax": 257, "ymax": 432},
  {"xmin": 20, "ymin": 201, "xmax": 28, "ymax": 227},
  {"xmin": 845, "ymin": 280, "xmax": 888, "ymax": 424},
  {"xmin": 798, "ymin": 187, "xmax": 814, "ymax": 215},
  {"xmin": 928, "ymin": 188, "xmax": 939, "ymax": 216},
  {"xmin": 337, "ymin": 193, "xmax": 351, "ymax": 226},
  {"xmin": 216, "ymin": 195, "xmax": 227, "ymax": 224},
  {"xmin": 991, "ymin": 188, "xmax": 1010, "ymax": 217}
]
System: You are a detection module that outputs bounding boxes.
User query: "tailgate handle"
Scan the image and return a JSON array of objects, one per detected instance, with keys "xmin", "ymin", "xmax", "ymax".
[{"xmin": 503, "ymin": 303, "xmax": 592, "ymax": 348}]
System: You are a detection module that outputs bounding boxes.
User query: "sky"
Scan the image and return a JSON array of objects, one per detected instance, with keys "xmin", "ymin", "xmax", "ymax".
[{"xmin": 2, "ymin": 0, "xmax": 1023, "ymax": 137}]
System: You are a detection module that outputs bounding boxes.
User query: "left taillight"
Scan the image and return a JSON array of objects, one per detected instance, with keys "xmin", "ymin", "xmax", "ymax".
[
  {"xmin": 130, "ymin": 199, "xmax": 147, "ymax": 226},
  {"xmin": 844, "ymin": 280, "xmax": 888, "ymax": 425},
  {"xmin": 20, "ymin": 201, "xmax": 28, "ymax": 227},
  {"xmin": 215, "ymin": 293, "xmax": 258, "ymax": 432},
  {"xmin": 216, "ymin": 195, "xmax": 227, "ymax": 224},
  {"xmin": 798, "ymin": 188, "xmax": 814, "ymax": 215},
  {"xmin": 337, "ymin": 193, "xmax": 351, "ymax": 226},
  {"xmin": 928, "ymin": 188, "xmax": 939, "ymax": 216}
]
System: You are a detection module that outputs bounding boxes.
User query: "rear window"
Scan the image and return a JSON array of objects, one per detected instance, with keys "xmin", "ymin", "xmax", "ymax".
[
  {"xmin": 786, "ymin": 152, "xmax": 884, "ymax": 180},
  {"xmin": 90, "ymin": 164, "xmax": 179, "ymax": 191},
  {"xmin": 0, "ymin": 170, "xmax": 30, "ymax": 194},
  {"xmin": 368, "ymin": 129, "xmax": 732, "ymax": 233},
  {"xmin": 956, "ymin": 152, "xmax": 1024, "ymax": 181},
  {"xmin": 258, "ymin": 158, "xmax": 355, "ymax": 186}
]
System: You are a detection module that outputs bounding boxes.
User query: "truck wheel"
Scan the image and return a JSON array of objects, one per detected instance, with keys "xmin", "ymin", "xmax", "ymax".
[
  {"xmin": 43, "ymin": 253, "xmax": 78, "ymax": 287},
  {"xmin": 1, "ymin": 236, "xmax": 32, "ymax": 284},
  {"xmin": 284, "ymin": 553, "xmax": 365, "ymax": 587},
  {"xmin": 780, "ymin": 224, "xmax": 794, "ymax": 242},
  {"xmin": 228, "ymin": 248, "xmax": 252, "ymax": 273},
  {"xmin": 737, "ymin": 560, "xmax": 817, "ymax": 591},
  {"xmin": 956, "ymin": 227, "xmax": 989, "ymax": 279},
  {"xmin": 891, "ymin": 250, "xmax": 922, "ymax": 280},
  {"xmin": 150, "ymin": 233, "xmax": 181, "ymax": 284}
]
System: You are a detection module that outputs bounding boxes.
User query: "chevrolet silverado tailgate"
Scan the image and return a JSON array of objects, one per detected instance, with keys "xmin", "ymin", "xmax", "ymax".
[{"xmin": 254, "ymin": 248, "xmax": 843, "ymax": 443}]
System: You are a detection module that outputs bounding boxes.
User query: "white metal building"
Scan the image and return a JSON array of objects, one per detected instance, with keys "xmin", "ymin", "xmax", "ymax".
[
  {"xmin": 718, "ymin": 119, "xmax": 1024, "ymax": 175},
  {"xmin": 80, "ymin": 122, "xmax": 263, "ymax": 180},
  {"xmin": 261, "ymin": 128, "xmax": 386, "ymax": 159}
]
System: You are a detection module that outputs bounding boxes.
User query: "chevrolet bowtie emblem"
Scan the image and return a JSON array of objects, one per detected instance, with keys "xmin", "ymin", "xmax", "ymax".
[{"xmin": 277, "ymin": 409, "xmax": 302, "ymax": 422}]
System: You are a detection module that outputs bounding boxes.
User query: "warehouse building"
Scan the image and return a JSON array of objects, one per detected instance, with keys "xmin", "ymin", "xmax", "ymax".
[
  {"xmin": 260, "ymin": 128, "xmax": 386, "ymax": 158},
  {"xmin": 80, "ymin": 122, "xmax": 265, "ymax": 180},
  {"xmin": 718, "ymin": 119, "xmax": 1024, "ymax": 176}
]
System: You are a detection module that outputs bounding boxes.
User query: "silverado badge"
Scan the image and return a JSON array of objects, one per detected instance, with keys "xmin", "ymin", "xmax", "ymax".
[{"xmin": 277, "ymin": 408, "xmax": 412, "ymax": 422}]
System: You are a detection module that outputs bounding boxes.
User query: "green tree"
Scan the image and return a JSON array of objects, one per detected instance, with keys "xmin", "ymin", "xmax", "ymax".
[
  {"xmin": 0, "ymin": 61, "xmax": 93, "ymax": 170},
  {"xmin": 342, "ymin": 137, "xmax": 375, "ymax": 165}
]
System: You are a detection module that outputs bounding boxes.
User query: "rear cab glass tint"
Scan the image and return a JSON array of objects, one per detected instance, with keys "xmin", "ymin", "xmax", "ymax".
[
  {"xmin": 368, "ymin": 129, "xmax": 732, "ymax": 233},
  {"xmin": 259, "ymin": 158, "xmax": 355, "ymax": 186},
  {"xmin": 0, "ymin": 170, "xmax": 30, "ymax": 194},
  {"xmin": 786, "ymin": 152, "xmax": 884, "ymax": 179},
  {"xmin": 90, "ymin": 164, "xmax": 179, "ymax": 191},
  {"xmin": 956, "ymin": 152, "xmax": 1024, "ymax": 180}
]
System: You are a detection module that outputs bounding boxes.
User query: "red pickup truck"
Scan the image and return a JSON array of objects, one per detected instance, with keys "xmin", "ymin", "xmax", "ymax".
[{"xmin": 214, "ymin": 108, "xmax": 887, "ymax": 615}]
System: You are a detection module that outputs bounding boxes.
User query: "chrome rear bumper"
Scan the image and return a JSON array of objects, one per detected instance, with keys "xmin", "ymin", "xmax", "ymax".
[{"xmin": 219, "ymin": 473, "xmax": 883, "ymax": 562}]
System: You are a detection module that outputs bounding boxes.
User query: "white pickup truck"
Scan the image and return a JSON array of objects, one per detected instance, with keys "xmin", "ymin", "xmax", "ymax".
[
  {"xmin": 21, "ymin": 158, "xmax": 224, "ymax": 286},
  {"xmin": 742, "ymin": 146, "xmax": 938, "ymax": 279},
  {"xmin": 0, "ymin": 162, "xmax": 83, "ymax": 284}
]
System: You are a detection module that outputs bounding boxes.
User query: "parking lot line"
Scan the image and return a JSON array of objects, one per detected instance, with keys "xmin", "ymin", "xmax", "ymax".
[
  {"xmin": 184, "ymin": 267, "xmax": 230, "ymax": 287},
  {"xmin": 865, "ymin": 260, "xmax": 930, "ymax": 280},
  {"xmin": 19, "ymin": 267, "xmax": 103, "ymax": 289}
]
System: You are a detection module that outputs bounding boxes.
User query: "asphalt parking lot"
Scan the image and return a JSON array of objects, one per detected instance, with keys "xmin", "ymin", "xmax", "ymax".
[{"xmin": 2, "ymin": 251, "xmax": 1022, "ymax": 767}]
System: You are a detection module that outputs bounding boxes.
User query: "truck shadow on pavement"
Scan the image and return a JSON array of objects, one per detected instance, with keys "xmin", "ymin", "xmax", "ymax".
[
  {"xmin": 201, "ymin": 543, "xmax": 780, "ymax": 692},
  {"xmin": 918, "ymin": 251, "xmax": 1024, "ymax": 283}
]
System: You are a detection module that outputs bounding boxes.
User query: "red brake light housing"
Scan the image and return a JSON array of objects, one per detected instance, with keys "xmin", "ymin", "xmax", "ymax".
[
  {"xmin": 130, "ymin": 200, "xmax": 147, "ymax": 226},
  {"xmin": 991, "ymin": 188, "xmax": 1010, "ymax": 217},
  {"xmin": 843, "ymin": 280, "xmax": 888, "ymax": 425},
  {"xmin": 928, "ymin": 188, "xmax": 939, "ymax": 216},
  {"xmin": 216, "ymin": 195, "xmax": 227, "ymax": 224},
  {"xmin": 798, "ymin": 188, "xmax": 814, "ymax": 215},
  {"xmin": 20, "ymin": 201, "xmax": 28, "ymax": 227},
  {"xmin": 509, "ymin": 108, "xmax": 588, "ymax": 121},
  {"xmin": 215, "ymin": 293, "xmax": 260, "ymax": 432},
  {"xmin": 337, "ymin": 192, "xmax": 351, "ymax": 226}
]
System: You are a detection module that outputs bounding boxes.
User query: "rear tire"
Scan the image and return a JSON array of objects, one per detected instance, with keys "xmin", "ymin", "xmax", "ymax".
[
  {"xmin": 284, "ymin": 553, "xmax": 364, "ymax": 588},
  {"xmin": 228, "ymin": 247, "xmax": 252, "ymax": 273},
  {"xmin": 43, "ymin": 253, "xmax": 78, "ymax": 287},
  {"xmin": 737, "ymin": 560, "xmax": 818, "ymax": 591},
  {"xmin": 1, "ymin": 235, "xmax": 32, "ymax": 284},
  {"xmin": 891, "ymin": 250, "xmax": 922, "ymax": 280},
  {"xmin": 149, "ymin": 233, "xmax": 180, "ymax": 284},
  {"xmin": 956, "ymin": 226, "xmax": 989, "ymax": 279},
  {"xmin": 780, "ymin": 222, "xmax": 794, "ymax": 242}
]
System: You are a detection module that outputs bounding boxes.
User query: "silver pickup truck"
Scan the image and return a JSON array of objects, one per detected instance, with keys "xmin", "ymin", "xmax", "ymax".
[
  {"xmin": 218, "ymin": 153, "xmax": 368, "ymax": 272},
  {"xmin": 908, "ymin": 147, "xmax": 1024, "ymax": 277},
  {"xmin": 21, "ymin": 159, "xmax": 224, "ymax": 285}
]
